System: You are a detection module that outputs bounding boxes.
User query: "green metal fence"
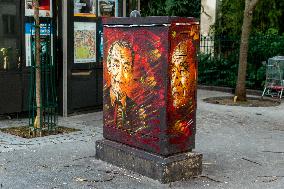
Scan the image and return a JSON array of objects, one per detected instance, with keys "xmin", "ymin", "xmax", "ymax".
[
  {"xmin": 198, "ymin": 35, "xmax": 284, "ymax": 90},
  {"xmin": 28, "ymin": 22, "xmax": 57, "ymax": 134}
]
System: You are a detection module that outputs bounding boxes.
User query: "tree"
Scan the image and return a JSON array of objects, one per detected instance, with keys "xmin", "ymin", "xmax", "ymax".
[
  {"xmin": 33, "ymin": 0, "xmax": 42, "ymax": 135},
  {"xmin": 214, "ymin": 0, "xmax": 245, "ymax": 36},
  {"xmin": 235, "ymin": 0, "xmax": 260, "ymax": 101}
]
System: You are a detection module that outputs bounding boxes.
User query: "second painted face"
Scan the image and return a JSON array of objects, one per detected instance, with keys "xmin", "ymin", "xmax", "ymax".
[{"xmin": 171, "ymin": 41, "xmax": 191, "ymax": 108}]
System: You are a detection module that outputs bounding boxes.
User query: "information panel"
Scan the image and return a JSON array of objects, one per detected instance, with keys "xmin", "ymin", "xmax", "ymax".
[
  {"xmin": 74, "ymin": 22, "xmax": 97, "ymax": 63},
  {"xmin": 25, "ymin": 23, "xmax": 53, "ymax": 66}
]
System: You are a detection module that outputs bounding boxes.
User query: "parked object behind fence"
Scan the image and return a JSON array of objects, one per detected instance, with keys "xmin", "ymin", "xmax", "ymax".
[{"xmin": 262, "ymin": 56, "xmax": 284, "ymax": 100}]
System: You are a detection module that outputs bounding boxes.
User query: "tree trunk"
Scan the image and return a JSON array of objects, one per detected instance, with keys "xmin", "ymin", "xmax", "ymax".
[
  {"xmin": 235, "ymin": 0, "xmax": 259, "ymax": 101},
  {"xmin": 33, "ymin": 0, "xmax": 42, "ymax": 134}
]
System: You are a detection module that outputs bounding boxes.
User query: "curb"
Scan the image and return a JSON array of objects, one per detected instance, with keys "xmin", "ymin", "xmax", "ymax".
[{"xmin": 198, "ymin": 85, "xmax": 263, "ymax": 96}]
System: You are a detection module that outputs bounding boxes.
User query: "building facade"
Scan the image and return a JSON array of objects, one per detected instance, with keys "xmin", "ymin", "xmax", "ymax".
[{"xmin": 0, "ymin": 0, "xmax": 140, "ymax": 116}]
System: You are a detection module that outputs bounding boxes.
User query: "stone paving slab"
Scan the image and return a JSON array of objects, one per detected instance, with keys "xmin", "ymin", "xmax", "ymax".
[{"xmin": 0, "ymin": 90, "xmax": 283, "ymax": 189}]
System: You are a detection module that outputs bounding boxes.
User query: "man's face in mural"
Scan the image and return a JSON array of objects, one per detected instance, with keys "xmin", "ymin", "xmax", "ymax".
[
  {"xmin": 107, "ymin": 41, "xmax": 133, "ymax": 101},
  {"xmin": 171, "ymin": 41, "xmax": 190, "ymax": 108}
]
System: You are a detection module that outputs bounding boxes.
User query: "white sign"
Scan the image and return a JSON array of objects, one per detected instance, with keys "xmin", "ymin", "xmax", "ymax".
[{"xmin": 25, "ymin": 0, "xmax": 52, "ymax": 17}]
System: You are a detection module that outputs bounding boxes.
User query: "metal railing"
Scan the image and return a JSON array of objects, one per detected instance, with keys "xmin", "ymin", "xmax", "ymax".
[{"xmin": 28, "ymin": 22, "xmax": 58, "ymax": 133}]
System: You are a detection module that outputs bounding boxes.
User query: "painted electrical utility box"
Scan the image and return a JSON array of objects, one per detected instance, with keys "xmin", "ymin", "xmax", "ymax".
[{"xmin": 103, "ymin": 16, "xmax": 199, "ymax": 156}]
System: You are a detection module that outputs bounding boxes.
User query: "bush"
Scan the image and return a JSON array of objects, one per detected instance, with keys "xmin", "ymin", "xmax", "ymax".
[{"xmin": 198, "ymin": 52, "xmax": 238, "ymax": 88}]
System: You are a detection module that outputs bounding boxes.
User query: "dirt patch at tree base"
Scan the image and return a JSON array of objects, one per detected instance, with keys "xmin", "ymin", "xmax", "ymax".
[
  {"xmin": 203, "ymin": 96, "xmax": 280, "ymax": 107},
  {"xmin": 0, "ymin": 126, "xmax": 80, "ymax": 139}
]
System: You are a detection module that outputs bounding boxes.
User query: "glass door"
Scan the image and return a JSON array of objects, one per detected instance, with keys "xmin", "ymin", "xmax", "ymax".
[
  {"xmin": 0, "ymin": 0, "xmax": 21, "ymax": 71},
  {"xmin": 0, "ymin": 0, "xmax": 23, "ymax": 114}
]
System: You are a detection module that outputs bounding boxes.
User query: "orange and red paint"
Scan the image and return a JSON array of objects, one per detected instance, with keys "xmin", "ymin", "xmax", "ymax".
[
  {"xmin": 167, "ymin": 23, "xmax": 199, "ymax": 152},
  {"xmin": 103, "ymin": 17, "xmax": 199, "ymax": 156}
]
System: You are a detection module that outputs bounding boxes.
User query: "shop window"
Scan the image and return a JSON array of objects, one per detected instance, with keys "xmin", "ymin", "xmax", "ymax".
[
  {"xmin": 98, "ymin": 0, "xmax": 118, "ymax": 17},
  {"xmin": 74, "ymin": 0, "xmax": 97, "ymax": 17}
]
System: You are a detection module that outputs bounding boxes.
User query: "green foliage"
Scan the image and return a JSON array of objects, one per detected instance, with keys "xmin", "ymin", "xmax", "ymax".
[
  {"xmin": 214, "ymin": 0, "xmax": 284, "ymax": 36},
  {"xmin": 214, "ymin": 0, "xmax": 244, "ymax": 36},
  {"xmin": 253, "ymin": 0, "xmax": 284, "ymax": 33},
  {"xmin": 141, "ymin": 0, "xmax": 201, "ymax": 18},
  {"xmin": 199, "ymin": 34, "xmax": 284, "ymax": 89},
  {"xmin": 141, "ymin": 0, "xmax": 166, "ymax": 16},
  {"xmin": 164, "ymin": 0, "xmax": 201, "ymax": 18},
  {"xmin": 198, "ymin": 51, "xmax": 238, "ymax": 88}
]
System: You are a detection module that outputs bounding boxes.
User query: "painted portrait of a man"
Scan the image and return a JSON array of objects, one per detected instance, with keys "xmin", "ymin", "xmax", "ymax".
[
  {"xmin": 168, "ymin": 39, "xmax": 197, "ymax": 146},
  {"xmin": 171, "ymin": 40, "xmax": 196, "ymax": 109},
  {"xmin": 104, "ymin": 40, "xmax": 147, "ymax": 133}
]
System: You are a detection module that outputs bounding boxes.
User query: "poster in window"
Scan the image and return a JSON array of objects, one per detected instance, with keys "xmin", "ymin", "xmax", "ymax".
[
  {"xmin": 25, "ymin": 23, "xmax": 53, "ymax": 66},
  {"xmin": 25, "ymin": 0, "xmax": 52, "ymax": 17},
  {"xmin": 74, "ymin": 0, "xmax": 97, "ymax": 17},
  {"xmin": 74, "ymin": 22, "xmax": 96, "ymax": 63},
  {"xmin": 98, "ymin": 0, "xmax": 118, "ymax": 17}
]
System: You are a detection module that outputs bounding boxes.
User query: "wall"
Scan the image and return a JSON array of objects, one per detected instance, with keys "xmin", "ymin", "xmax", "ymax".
[{"xmin": 200, "ymin": 0, "xmax": 217, "ymax": 36}]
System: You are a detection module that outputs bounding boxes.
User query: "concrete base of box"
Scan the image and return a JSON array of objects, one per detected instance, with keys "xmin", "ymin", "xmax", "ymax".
[{"xmin": 95, "ymin": 139, "xmax": 202, "ymax": 183}]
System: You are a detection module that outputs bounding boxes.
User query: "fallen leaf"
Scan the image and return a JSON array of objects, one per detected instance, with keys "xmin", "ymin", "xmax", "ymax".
[{"xmin": 74, "ymin": 177, "xmax": 88, "ymax": 182}]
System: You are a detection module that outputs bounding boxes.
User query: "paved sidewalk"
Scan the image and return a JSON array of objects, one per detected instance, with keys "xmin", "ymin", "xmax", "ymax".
[{"xmin": 0, "ymin": 89, "xmax": 283, "ymax": 189}]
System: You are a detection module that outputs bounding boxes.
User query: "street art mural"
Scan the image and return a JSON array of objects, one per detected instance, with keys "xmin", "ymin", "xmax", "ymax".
[
  {"xmin": 167, "ymin": 24, "xmax": 199, "ymax": 152},
  {"xmin": 103, "ymin": 18, "xmax": 199, "ymax": 156}
]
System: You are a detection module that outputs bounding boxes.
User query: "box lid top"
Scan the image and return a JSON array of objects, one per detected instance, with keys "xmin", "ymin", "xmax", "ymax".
[{"xmin": 102, "ymin": 16, "xmax": 198, "ymax": 26}]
